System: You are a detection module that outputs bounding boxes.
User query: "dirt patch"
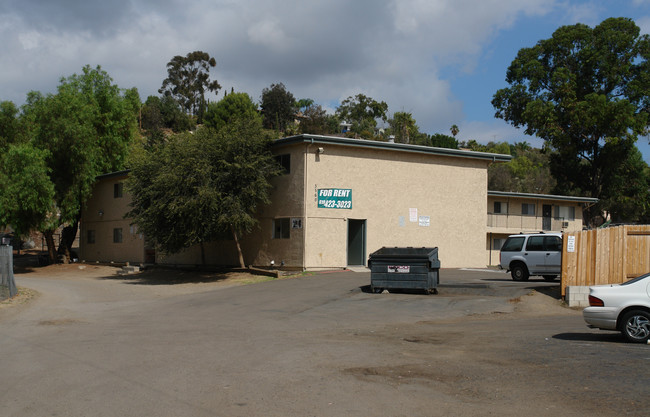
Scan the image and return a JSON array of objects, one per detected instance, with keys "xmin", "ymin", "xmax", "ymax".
[
  {"xmin": 10, "ymin": 263, "xmax": 305, "ymax": 302},
  {"xmin": 0, "ymin": 287, "xmax": 39, "ymax": 310},
  {"xmin": 38, "ymin": 318, "xmax": 86, "ymax": 326}
]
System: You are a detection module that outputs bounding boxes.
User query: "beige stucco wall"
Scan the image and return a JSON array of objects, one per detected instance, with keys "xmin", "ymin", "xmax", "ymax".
[
  {"xmin": 80, "ymin": 173, "xmax": 146, "ymax": 264},
  {"xmin": 258, "ymin": 142, "xmax": 490, "ymax": 269}
]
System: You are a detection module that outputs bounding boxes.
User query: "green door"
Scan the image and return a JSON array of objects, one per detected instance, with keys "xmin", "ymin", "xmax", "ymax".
[{"xmin": 347, "ymin": 219, "xmax": 366, "ymax": 266}]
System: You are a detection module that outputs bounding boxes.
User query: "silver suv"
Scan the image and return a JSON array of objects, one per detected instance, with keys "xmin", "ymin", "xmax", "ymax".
[{"xmin": 499, "ymin": 233, "xmax": 562, "ymax": 281}]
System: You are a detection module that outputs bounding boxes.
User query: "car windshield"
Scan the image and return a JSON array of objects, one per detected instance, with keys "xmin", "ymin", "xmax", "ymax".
[{"xmin": 621, "ymin": 273, "xmax": 650, "ymax": 286}]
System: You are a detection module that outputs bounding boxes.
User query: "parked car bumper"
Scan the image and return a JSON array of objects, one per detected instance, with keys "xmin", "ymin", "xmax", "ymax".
[{"xmin": 583, "ymin": 307, "xmax": 618, "ymax": 330}]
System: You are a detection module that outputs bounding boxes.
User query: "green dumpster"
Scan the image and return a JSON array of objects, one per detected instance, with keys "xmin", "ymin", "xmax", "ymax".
[{"xmin": 368, "ymin": 247, "xmax": 440, "ymax": 294}]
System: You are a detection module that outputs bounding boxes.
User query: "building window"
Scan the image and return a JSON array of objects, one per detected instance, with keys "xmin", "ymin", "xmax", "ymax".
[
  {"xmin": 114, "ymin": 183, "xmax": 124, "ymax": 198},
  {"xmin": 493, "ymin": 238, "xmax": 505, "ymax": 250},
  {"xmin": 273, "ymin": 218, "xmax": 290, "ymax": 239},
  {"xmin": 275, "ymin": 154, "xmax": 290, "ymax": 174},
  {"xmin": 493, "ymin": 202, "xmax": 507, "ymax": 214},
  {"xmin": 113, "ymin": 228, "xmax": 123, "ymax": 243},
  {"xmin": 554, "ymin": 206, "xmax": 575, "ymax": 221},
  {"xmin": 87, "ymin": 230, "xmax": 96, "ymax": 244},
  {"xmin": 521, "ymin": 203, "xmax": 535, "ymax": 216}
]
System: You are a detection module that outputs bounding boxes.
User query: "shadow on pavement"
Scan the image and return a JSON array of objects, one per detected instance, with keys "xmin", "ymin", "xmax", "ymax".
[
  {"xmin": 531, "ymin": 285, "xmax": 562, "ymax": 300},
  {"xmin": 99, "ymin": 268, "xmax": 236, "ymax": 285},
  {"xmin": 552, "ymin": 332, "xmax": 625, "ymax": 343}
]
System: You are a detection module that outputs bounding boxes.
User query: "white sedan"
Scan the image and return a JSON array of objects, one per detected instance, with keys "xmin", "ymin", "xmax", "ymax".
[{"xmin": 583, "ymin": 273, "xmax": 650, "ymax": 343}]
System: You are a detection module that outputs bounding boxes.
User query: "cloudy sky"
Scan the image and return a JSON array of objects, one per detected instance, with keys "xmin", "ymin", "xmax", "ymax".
[{"xmin": 2, "ymin": 0, "xmax": 650, "ymax": 159}]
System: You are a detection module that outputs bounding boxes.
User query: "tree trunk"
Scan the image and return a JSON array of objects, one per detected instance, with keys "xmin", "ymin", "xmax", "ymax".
[
  {"xmin": 57, "ymin": 224, "xmax": 77, "ymax": 263},
  {"xmin": 57, "ymin": 212, "xmax": 81, "ymax": 263},
  {"xmin": 43, "ymin": 230, "xmax": 57, "ymax": 264},
  {"xmin": 231, "ymin": 225, "xmax": 245, "ymax": 268}
]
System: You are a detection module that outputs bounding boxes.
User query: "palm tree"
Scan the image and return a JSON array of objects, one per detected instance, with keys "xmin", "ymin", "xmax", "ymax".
[{"xmin": 450, "ymin": 124, "xmax": 459, "ymax": 137}]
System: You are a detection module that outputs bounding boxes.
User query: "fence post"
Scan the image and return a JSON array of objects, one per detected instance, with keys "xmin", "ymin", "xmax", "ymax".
[{"xmin": 1, "ymin": 245, "xmax": 17, "ymax": 299}]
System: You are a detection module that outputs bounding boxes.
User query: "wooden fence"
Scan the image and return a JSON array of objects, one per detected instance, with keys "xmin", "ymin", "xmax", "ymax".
[{"xmin": 561, "ymin": 225, "xmax": 650, "ymax": 296}]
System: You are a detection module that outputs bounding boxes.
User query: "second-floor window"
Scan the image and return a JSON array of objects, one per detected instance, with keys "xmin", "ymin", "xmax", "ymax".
[
  {"xmin": 275, "ymin": 154, "xmax": 290, "ymax": 174},
  {"xmin": 493, "ymin": 202, "xmax": 507, "ymax": 214},
  {"xmin": 114, "ymin": 183, "xmax": 123, "ymax": 198},
  {"xmin": 554, "ymin": 206, "xmax": 575, "ymax": 221},
  {"xmin": 113, "ymin": 228, "xmax": 123, "ymax": 243},
  {"xmin": 521, "ymin": 203, "xmax": 535, "ymax": 216}
]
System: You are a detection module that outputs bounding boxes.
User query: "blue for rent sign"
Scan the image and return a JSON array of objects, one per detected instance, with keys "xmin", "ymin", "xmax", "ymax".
[{"xmin": 317, "ymin": 188, "xmax": 352, "ymax": 209}]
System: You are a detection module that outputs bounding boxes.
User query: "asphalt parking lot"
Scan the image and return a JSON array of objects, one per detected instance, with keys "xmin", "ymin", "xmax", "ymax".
[{"xmin": 0, "ymin": 265, "xmax": 647, "ymax": 416}]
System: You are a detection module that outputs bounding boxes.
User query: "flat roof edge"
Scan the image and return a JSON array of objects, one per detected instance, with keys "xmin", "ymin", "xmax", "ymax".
[
  {"xmin": 274, "ymin": 134, "xmax": 512, "ymax": 162},
  {"xmin": 488, "ymin": 190, "xmax": 598, "ymax": 203},
  {"xmin": 96, "ymin": 169, "xmax": 131, "ymax": 180}
]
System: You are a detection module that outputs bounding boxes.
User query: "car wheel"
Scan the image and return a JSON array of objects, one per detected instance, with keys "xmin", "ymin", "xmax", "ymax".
[
  {"xmin": 620, "ymin": 310, "xmax": 650, "ymax": 343},
  {"xmin": 511, "ymin": 264, "xmax": 529, "ymax": 281},
  {"xmin": 543, "ymin": 275, "xmax": 557, "ymax": 281}
]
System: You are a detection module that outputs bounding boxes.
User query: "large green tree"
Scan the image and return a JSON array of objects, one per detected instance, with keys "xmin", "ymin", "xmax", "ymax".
[
  {"xmin": 599, "ymin": 146, "xmax": 650, "ymax": 222},
  {"xmin": 0, "ymin": 144, "xmax": 56, "ymax": 242},
  {"xmin": 127, "ymin": 117, "xmax": 282, "ymax": 267},
  {"xmin": 336, "ymin": 94, "xmax": 388, "ymax": 138},
  {"xmin": 260, "ymin": 83, "xmax": 296, "ymax": 132},
  {"xmin": 203, "ymin": 92, "xmax": 260, "ymax": 131},
  {"xmin": 492, "ymin": 17, "xmax": 650, "ymax": 224},
  {"xmin": 22, "ymin": 65, "xmax": 140, "ymax": 261},
  {"xmin": 159, "ymin": 51, "xmax": 221, "ymax": 119}
]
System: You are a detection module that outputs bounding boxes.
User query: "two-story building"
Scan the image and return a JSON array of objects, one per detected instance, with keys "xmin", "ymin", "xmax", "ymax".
[
  {"xmin": 486, "ymin": 191, "xmax": 598, "ymax": 265},
  {"xmin": 79, "ymin": 134, "xmax": 597, "ymax": 270},
  {"xmin": 81, "ymin": 134, "xmax": 513, "ymax": 269}
]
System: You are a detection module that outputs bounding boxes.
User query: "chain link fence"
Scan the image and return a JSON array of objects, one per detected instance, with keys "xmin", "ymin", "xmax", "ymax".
[{"xmin": 1, "ymin": 245, "xmax": 17, "ymax": 301}]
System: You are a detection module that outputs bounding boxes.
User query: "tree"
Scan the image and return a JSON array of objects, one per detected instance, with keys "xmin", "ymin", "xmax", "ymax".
[
  {"xmin": 0, "ymin": 144, "xmax": 56, "ymax": 243},
  {"xmin": 299, "ymin": 104, "xmax": 337, "ymax": 135},
  {"xmin": 159, "ymin": 51, "xmax": 221, "ymax": 119},
  {"xmin": 388, "ymin": 112, "xmax": 419, "ymax": 144},
  {"xmin": 260, "ymin": 83, "xmax": 296, "ymax": 132},
  {"xmin": 492, "ymin": 17, "xmax": 650, "ymax": 225},
  {"xmin": 598, "ymin": 146, "xmax": 650, "ymax": 222},
  {"xmin": 204, "ymin": 92, "xmax": 260, "ymax": 131},
  {"xmin": 0, "ymin": 101, "xmax": 21, "ymax": 150},
  {"xmin": 450, "ymin": 124, "xmax": 459, "ymax": 137},
  {"xmin": 295, "ymin": 98, "xmax": 314, "ymax": 111},
  {"xmin": 488, "ymin": 144, "xmax": 556, "ymax": 194},
  {"xmin": 335, "ymin": 94, "xmax": 388, "ymax": 137},
  {"xmin": 22, "ymin": 65, "xmax": 139, "ymax": 261},
  {"xmin": 127, "ymin": 117, "xmax": 283, "ymax": 267},
  {"xmin": 429, "ymin": 133, "xmax": 459, "ymax": 149}
]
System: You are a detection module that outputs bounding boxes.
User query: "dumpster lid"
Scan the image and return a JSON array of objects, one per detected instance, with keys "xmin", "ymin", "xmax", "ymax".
[{"xmin": 369, "ymin": 247, "xmax": 438, "ymax": 257}]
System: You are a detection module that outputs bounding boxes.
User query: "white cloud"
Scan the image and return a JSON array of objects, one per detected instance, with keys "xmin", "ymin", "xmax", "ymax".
[
  {"xmin": 247, "ymin": 19, "xmax": 294, "ymax": 52},
  {"xmin": 459, "ymin": 120, "xmax": 545, "ymax": 148},
  {"xmin": 0, "ymin": 0, "xmax": 634, "ymax": 148}
]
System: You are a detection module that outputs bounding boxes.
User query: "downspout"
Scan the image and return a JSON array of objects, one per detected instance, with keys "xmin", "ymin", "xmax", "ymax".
[
  {"xmin": 303, "ymin": 139, "xmax": 314, "ymax": 270},
  {"xmin": 489, "ymin": 232, "xmax": 492, "ymax": 266}
]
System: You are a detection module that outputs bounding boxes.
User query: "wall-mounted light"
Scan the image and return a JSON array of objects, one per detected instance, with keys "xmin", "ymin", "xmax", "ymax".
[
  {"xmin": 317, "ymin": 147, "xmax": 324, "ymax": 154},
  {"xmin": 98, "ymin": 210, "xmax": 104, "ymax": 217}
]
